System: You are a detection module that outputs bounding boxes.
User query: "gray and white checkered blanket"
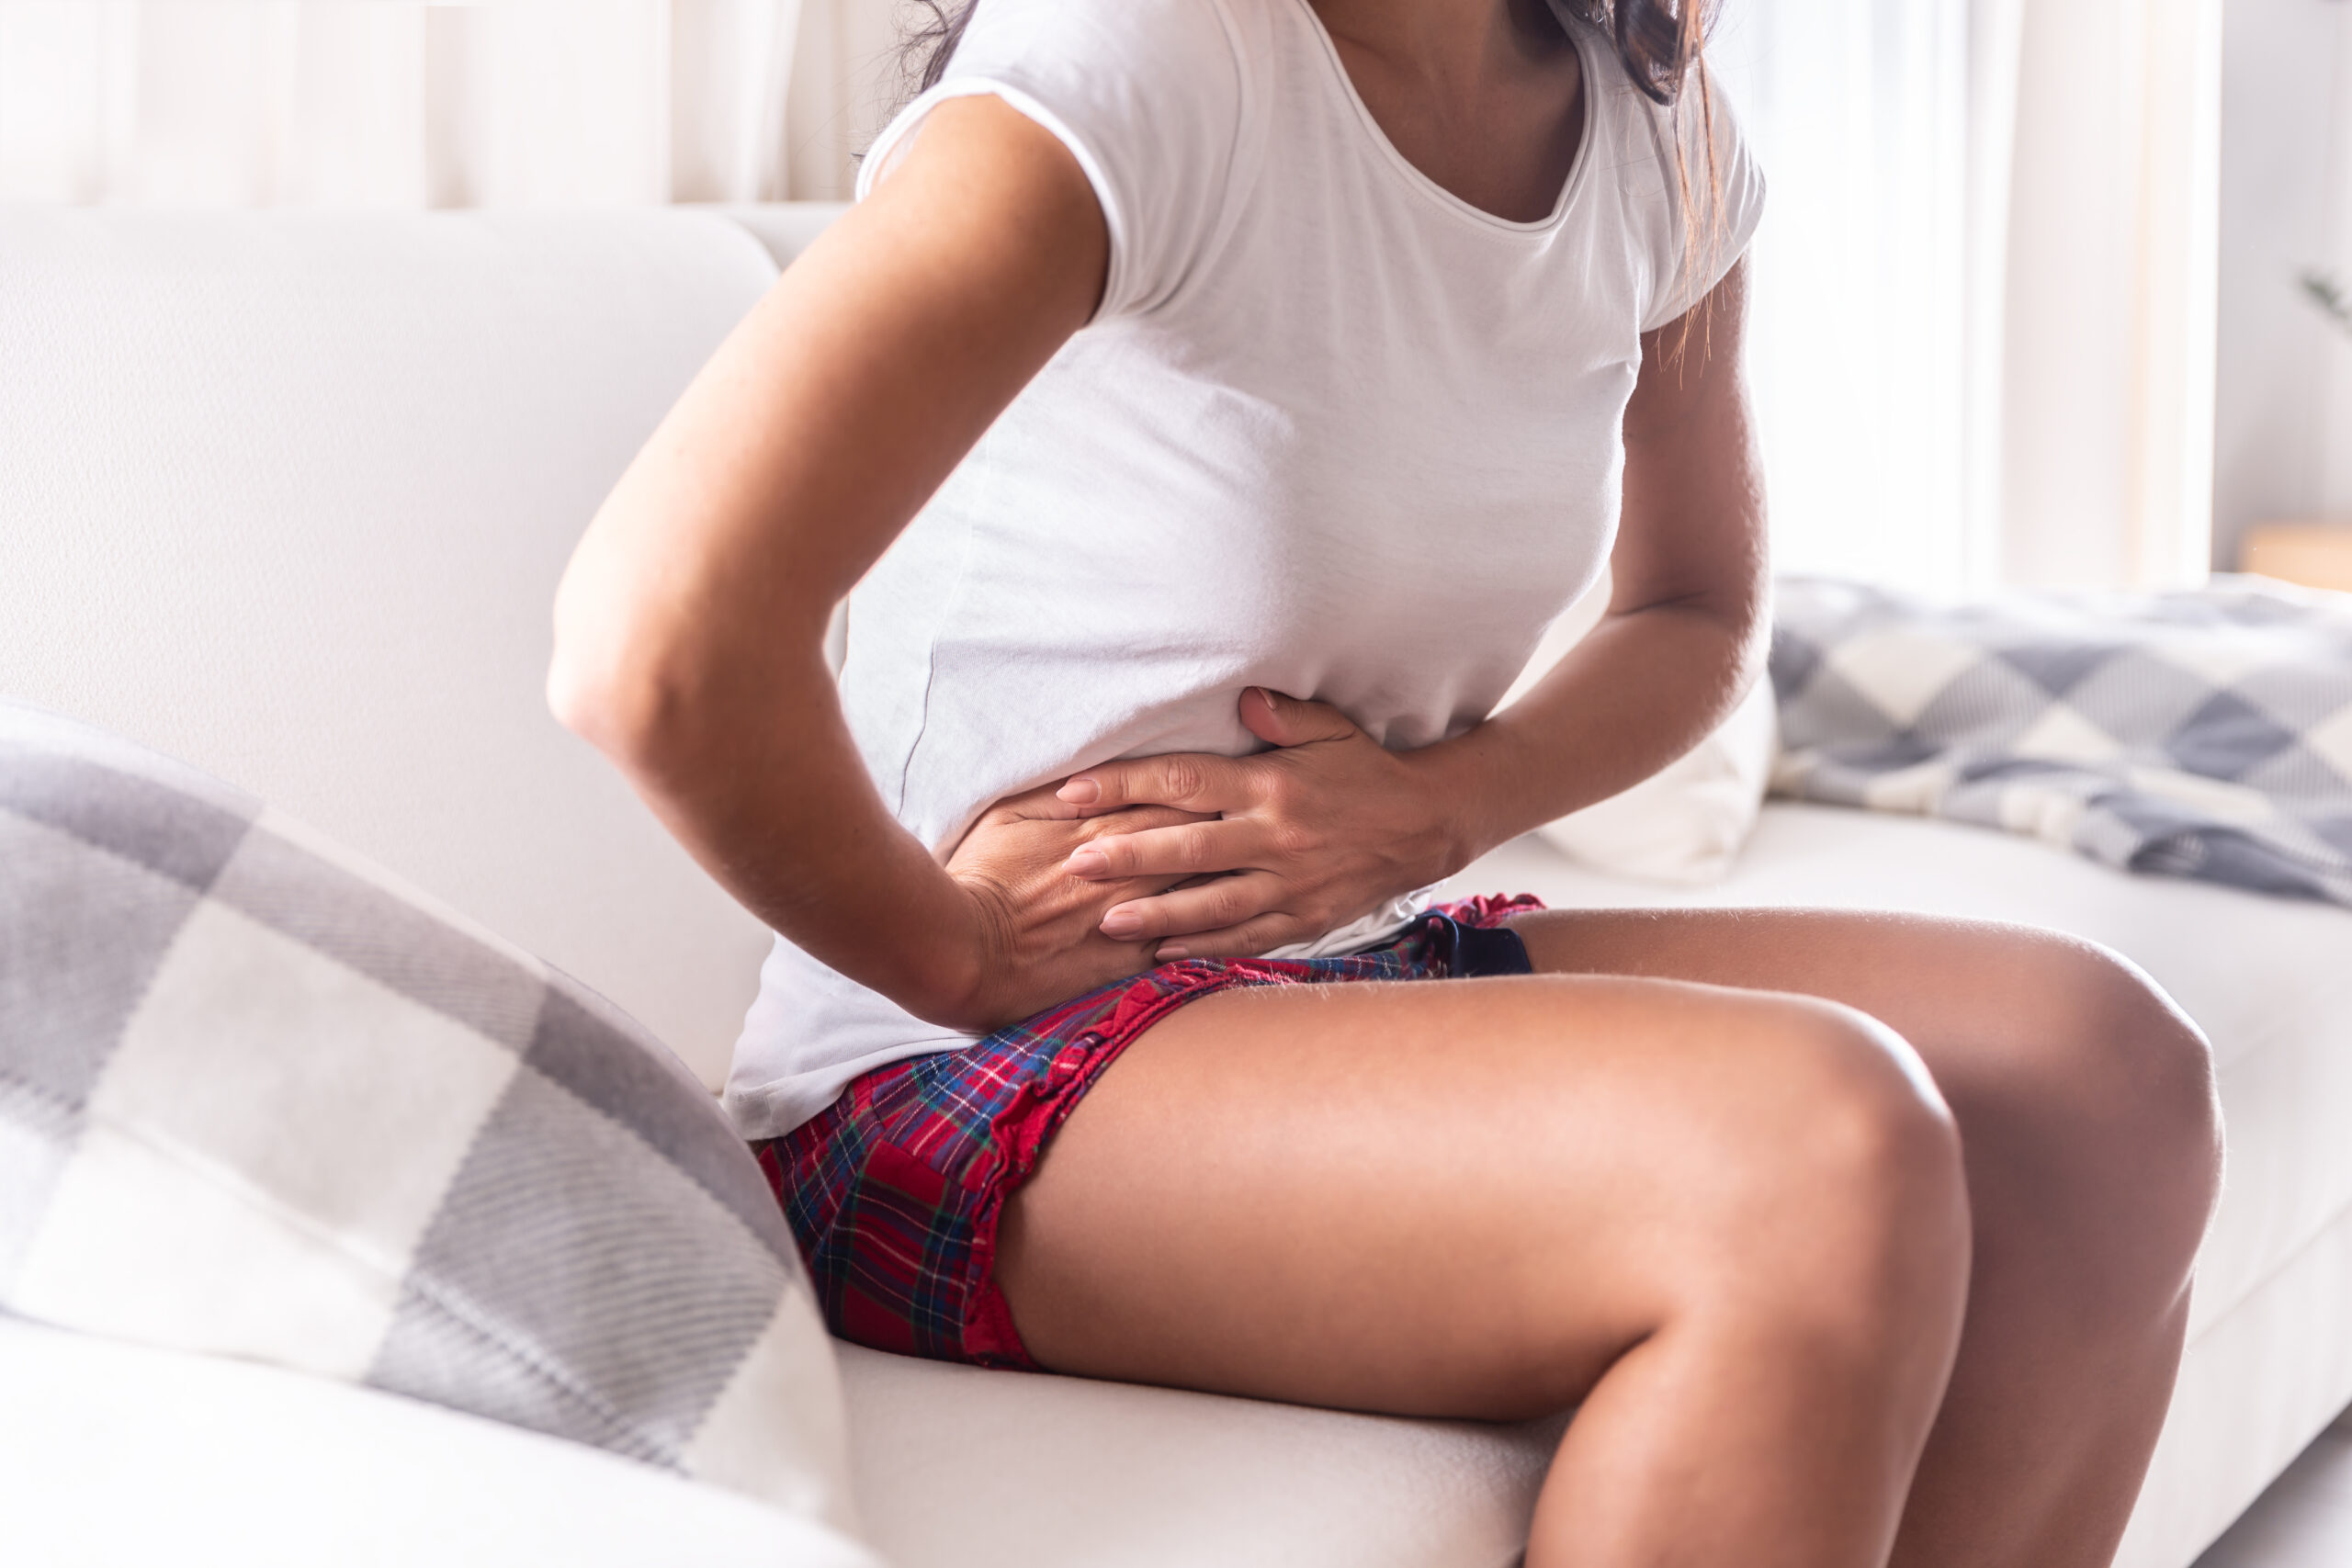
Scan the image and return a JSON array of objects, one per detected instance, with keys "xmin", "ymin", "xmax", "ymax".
[
  {"xmin": 1770, "ymin": 576, "xmax": 2352, "ymax": 908},
  {"xmin": 0, "ymin": 703, "xmax": 864, "ymax": 1544}
]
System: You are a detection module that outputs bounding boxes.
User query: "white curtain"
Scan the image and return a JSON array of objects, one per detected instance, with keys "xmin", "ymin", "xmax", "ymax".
[
  {"xmin": 1709, "ymin": 0, "xmax": 1994, "ymax": 594},
  {"xmin": 2211, "ymin": 0, "xmax": 2352, "ymax": 572},
  {"xmin": 0, "ymin": 0, "xmax": 905, "ymax": 207},
  {"xmin": 2001, "ymin": 0, "xmax": 2223, "ymax": 591},
  {"xmin": 0, "ymin": 0, "xmax": 2226, "ymax": 592},
  {"xmin": 1714, "ymin": 0, "xmax": 2222, "ymax": 595}
]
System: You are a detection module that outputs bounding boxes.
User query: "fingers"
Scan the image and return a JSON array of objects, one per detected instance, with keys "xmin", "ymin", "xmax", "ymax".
[
  {"xmin": 1064, "ymin": 818, "xmax": 1260, "ymax": 881},
  {"xmin": 1152, "ymin": 912, "xmax": 1306, "ymax": 962},
  {"xmin": 1054, "ymin": 688, "xmax": 1359, "ymax": 810},
  {"xmin": 952, "ymin": 795, "xmax": 1205, "ymax": 862},
  {"xmin": 987, "ymin": 781, "xmax": 1222, "ymax": 828},
  {"xmin": 978, "ymin": 777, "xmax": 1096, "ymax": 824},
  {"xmin": 1094, "ymin": 872, "xmax": 1290, "ymax": 944},
  {"xmin": 1057, "ymin": 748, "xmax": 1245, "ymax": 814},
  {"xmin": 1237, "ymin": 686, "xmax": 1360, "ymax": 749}
]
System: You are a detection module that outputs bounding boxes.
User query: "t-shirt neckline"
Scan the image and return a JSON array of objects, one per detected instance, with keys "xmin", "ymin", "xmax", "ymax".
[{"xmin": 1284, "ymin": 0, "xmax": 1596, "ymax": 237}]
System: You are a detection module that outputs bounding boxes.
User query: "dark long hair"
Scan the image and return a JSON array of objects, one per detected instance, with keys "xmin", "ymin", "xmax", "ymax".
[
  {"xmin": 899, "ymin": 0, "xmax": 1717, "ymax": 106},
  {"xmin": 1563, "ymin": 0, "xmax": 1716, "ymax": 106}
]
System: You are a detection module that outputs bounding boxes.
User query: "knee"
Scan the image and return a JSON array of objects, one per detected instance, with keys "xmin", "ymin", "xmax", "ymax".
[
  {"xmin": 1697, "ymin": 998, "xmax": 1973, "ymax": 1346},
  {"xmin": 2006, "ymin": 935, "xmax": 2223, "ymax": 1269}
]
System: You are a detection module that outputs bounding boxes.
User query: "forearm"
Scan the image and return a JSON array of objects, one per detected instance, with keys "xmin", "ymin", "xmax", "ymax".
[
  {"xmin": 607, "ymin": 654, "xmax": 985, "ymax": 1024},
  {"xmin": 548, "ymin": 536, "xmax": 989, "ymax": 1021},
  {"xmin": 1409, "ymin": 592, "xmax": 1764, "ymax": 871}
]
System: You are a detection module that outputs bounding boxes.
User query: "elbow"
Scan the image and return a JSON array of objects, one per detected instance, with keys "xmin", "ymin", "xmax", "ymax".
[
  {"xmin": 1668, "ymin": 579, "xmax": 1770, "ymax": 723},
  {"xmin": 548, "ymin": 589, "xmax": 709, "ymax": 782},
  {"xmin": 1733, "ymin": 604, "xmax": 1772, "ymax": 694},
  {"xmin": 548, "ymin": 636, "xmax": 666, "ymax": 778},
  {"xmin": 1711, "ymin": 563, "xmax": 1771, "ymax": 698},
  {"xmin": 548, "ymin": 543, "xmax": 838, "ymax": 783},
  {"xmin": 1717, "ymin": 604, "xmax": 1770, "ymax": 725}
]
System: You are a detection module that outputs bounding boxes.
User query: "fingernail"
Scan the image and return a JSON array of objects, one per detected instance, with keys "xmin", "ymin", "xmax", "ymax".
[
  {"xmin": 1156, "ymin": 945, "xmax": 1189, "ymax": 961},
  {"xmin": 1100, "ymin": 908, "xmax": 1142, "ymax": 938},
  {"xmin": 1067, "ymin": 847, "xmax": 1109, "ymax": 877},
  {"xmin": 1057, "ymin": 776, "xmax": 1100, "ymax": 804}
]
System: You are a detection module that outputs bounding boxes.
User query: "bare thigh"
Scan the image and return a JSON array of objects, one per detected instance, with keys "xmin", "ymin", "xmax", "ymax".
[
  {"xmin": 994, "ymin": 959, "xmax": 1962, "ymax": 1421},
  {"xmin": 1510, "ymin": 906, "xmax": 2218, "ymax": 1310}
]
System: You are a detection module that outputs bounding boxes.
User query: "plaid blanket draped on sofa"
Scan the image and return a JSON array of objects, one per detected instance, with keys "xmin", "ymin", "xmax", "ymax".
[{"xmin": 1770, "ymin": 576, "xmax": 2352, "ymax": 908}]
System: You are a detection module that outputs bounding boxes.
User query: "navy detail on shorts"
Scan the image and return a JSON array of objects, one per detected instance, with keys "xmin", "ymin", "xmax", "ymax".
[{"xmin": 1432, "ymin": 911, "xmax": 1534, "ymax": 976}]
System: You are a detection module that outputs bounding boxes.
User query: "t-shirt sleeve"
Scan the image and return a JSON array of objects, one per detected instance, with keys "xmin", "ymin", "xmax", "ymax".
[
  {"xmin": 1637, "ymin": 66, "xmax": 1767, "ymax": 333},
  {"xmin": 855, "ymin": 0, "xmax": 1249, "ymax": 322}
]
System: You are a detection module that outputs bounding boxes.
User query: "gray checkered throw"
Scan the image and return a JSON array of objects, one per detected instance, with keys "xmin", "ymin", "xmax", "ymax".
[
  {"xmin": 0, "ymin": 702, "xmax": 861, "ymax": 1538},
  {"xmin": 1770, "ymin": 576, "xmax": 2352, "ymax": 907}
]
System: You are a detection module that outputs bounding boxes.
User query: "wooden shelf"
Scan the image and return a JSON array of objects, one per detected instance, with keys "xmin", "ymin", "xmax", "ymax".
[{"xmin": 2240, "ymin": 524, "xmax": 2352, "ymax": 592}]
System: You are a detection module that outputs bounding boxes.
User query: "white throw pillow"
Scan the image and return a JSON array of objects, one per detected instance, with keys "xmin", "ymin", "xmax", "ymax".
[
  {"xmin": 1498, "ymin": 570, "xmax": 1778, "ymax": 884},
  {"xmin": 0, "ymin": 701, "xmax": 862, "ymax": 1545}
]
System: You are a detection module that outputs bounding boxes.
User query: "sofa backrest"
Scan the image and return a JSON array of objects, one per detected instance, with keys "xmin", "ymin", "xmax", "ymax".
[{"xmin": 0, "ymin": 204, "xmax": 845, "ymax": 1088}]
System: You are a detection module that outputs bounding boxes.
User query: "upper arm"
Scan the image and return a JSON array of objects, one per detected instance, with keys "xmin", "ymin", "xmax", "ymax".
[
  {"xmin": 548, "ymin": 95, "xmax": 1106, "ymax": 742},
  {"xmin": 1607, "ymin": 259, "xmax": 1767, "ymax": 637}
]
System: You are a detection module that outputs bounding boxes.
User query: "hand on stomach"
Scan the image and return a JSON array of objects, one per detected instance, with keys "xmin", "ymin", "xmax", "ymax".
[
  {"xmin": 948, "ymin": 690, "xmax": 1461, "ymax": 1019},
  {"xmin": 941, "ymin": 778, "xmax": 1229, "ymax": 1026}
]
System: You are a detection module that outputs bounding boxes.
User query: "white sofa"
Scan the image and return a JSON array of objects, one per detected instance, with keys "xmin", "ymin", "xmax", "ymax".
[{"xmin": 3, "ymin": 203, "xmax": 2347, "ymax": 1568}]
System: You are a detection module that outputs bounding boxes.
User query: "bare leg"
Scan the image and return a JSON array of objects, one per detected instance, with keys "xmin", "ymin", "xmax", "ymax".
[
  {"xmin": 998, "ymin": 972, "xmax": 1974, "ymax": 1567},
  {"xmin": 1509, "ymin": 908, "xmax": 2222, "ymax": 1567},
  {"xmin": 998, "ymin": 909, "xmax": 2220, "ymax": 1567}
]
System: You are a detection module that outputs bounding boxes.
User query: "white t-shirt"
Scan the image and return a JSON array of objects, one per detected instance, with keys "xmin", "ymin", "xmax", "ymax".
[{"xmin": 725, "ymin": 0, "xmax": 1765, "ymax": 1139}]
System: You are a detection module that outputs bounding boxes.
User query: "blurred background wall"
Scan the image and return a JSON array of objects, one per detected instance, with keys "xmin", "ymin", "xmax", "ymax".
[
  {"xmin": 7, "ymin": 0, "xmax": 2331, "ymax": 599},
  {"xmin": 0, "ymin": 0, "xmax": 902, "ymax": 205},
  {"xmin": 2211, "ymin": 0, "xmax": 2352, "ymax": 573},
  {"xmin": 1712, "ymin": 0, "xmax": 2222, "ymax": 597}
]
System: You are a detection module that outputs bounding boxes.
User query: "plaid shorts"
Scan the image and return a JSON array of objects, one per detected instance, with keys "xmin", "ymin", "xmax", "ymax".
[{"xmin": 752, "ymin": 893, "xmax": 1544, "ymax": 1370}]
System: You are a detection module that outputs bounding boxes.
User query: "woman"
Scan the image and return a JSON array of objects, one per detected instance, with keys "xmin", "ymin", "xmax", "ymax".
[{"xmin": 549, "ymin": 0, "xmax": 2222, "ymax": 1562}]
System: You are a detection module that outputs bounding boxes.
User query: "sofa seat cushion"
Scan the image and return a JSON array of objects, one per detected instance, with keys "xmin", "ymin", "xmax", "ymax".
[
  {"xmin": 0, "ymin": 1313, "xmax": 880, "ymax": 1568},
  {"xmin": 839, "ymin": 1343, "xmax": 1567, "ymax": 1568}
]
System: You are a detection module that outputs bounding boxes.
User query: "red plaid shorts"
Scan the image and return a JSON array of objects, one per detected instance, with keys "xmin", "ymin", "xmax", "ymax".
[{"xmin": 752, "ymin": 893, "xmax": 1543, "ymax": 1370}]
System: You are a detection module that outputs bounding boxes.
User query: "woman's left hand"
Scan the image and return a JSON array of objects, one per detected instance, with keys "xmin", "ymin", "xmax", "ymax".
[{"xmin": 1054, "ymin": 688, "xmax": 1463, "ymax": 958}]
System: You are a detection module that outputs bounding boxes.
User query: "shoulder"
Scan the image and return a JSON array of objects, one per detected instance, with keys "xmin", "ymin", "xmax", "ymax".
[
  {"xmin": 866, "ymin": 0, "xmax": 1263, "ymax": 320},
  {"xmin": 946, "ymin": 0, "xmax": 1250, "ymax": 99},
  {"xmin": 870, "ymin": 0, "xmax": 1257, "ymax": 193},
  {"xmin": 1570, "ymin": 26, "xmax": 1766, "ymax": 330},
  {"xmin": 865, "ymin": 0, "xmax": 1254, "ymax": 188},
  {"xmin": 1572, "ymin": 23, "xmax": 1753, "ymax": 202}
]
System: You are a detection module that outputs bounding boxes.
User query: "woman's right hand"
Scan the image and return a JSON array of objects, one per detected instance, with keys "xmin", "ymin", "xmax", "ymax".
[{"xmin": 938, "ymin": 782, "xmax": 1220, "ymax": 1031}]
